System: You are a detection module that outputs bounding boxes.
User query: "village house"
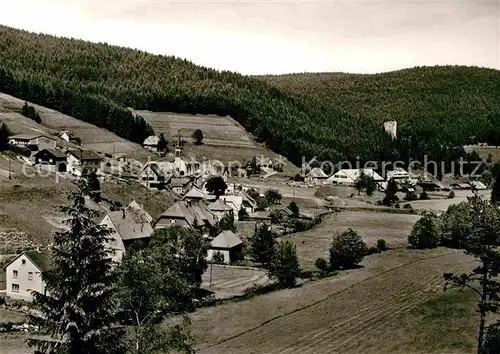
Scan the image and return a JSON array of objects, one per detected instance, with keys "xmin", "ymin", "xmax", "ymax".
[
  {"xmin": 235, "ymin": 191, "xmax": 257, "ymax": 213},
  {"xmin": 127, "ymin": 200, "xmax": 153, "ymax": 223},
  {"xmin": 386, "ymin": 168, "xmax": 416, "ymax": 184},
  {"xmin": 208, "ymin": 199, "xmax": 234, "ymax": 219},
  {"xmin": 327, "ymin": 168, "xmax": 384, "ymax": 186},
  {"xmin": 9, "ymin": 133, "xmax": 56, "ymax": 152},
  {"xmin": 182, "ymin": 185, "xmax": 206, "ymax": 201},
  {"xmin": 138, "ymin": 162, "xmax": 166, "ymax": 189},
  {"xmin": 143, "ymin": 135, "xmax": 160, "ymax": 152},
  {"xmin": 305, "ymin": 167, "xmax": 329, "ymax": 183},
  {"xmin": 169, "ymin": 177, "xmax": 192, "ymax": 195},
  {"xmin": 207, "ymin": 230, "xmax": 244, "ymax": 264},
  {"xmin": 100, "ymin": 207, "xmax": 154, "ymax": 264},
  {"xmin": 66, "ymin": 149, "xmax": 103, "ymax": 176},
  {"xmin": 219, "ymin": 195, "xmax": 245, "ymax": 220},
  {"xmin": 33, "ymin": 149, "xmax": 67, "ymax": 172},
  {"xmin": 4, "ymin": 250, "xmax": 51, "ymax": 301},
  {"xmin": 154, "ymin": 200, "xmax": 217, "ymax": 231},
  {"xmin": 59, "ymin": 130, "xmax": 81, "ymax": 145}
]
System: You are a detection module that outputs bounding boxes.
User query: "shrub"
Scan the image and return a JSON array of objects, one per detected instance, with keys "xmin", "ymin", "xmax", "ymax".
[
  {"xmin": 300, "ymin": 270, "xmax": 314, "ymax": 279},
  {"xmin": 403, "ymin": 203, "xmax": 413, "ymax": 209},
  {"xmin": 376, "ymin": 239, "xmax": 387, "ymax": 251},
  {"xmin": 366, "ymin": 246, "xmax": 380, "ymax": 255},
  {"xmin": 330, "ymin": 229, "xmax": 368, "ymax": 269},
  {"xmin": 404, "ymin": 191, "xmax": 418, "ymax": 201},
  {"xmin": 211, "ymin": 251, "xmax": 225, "ymax": 264},
  {"xmin": 265, "ymin": 189, "xmax": 282, "ymax": 205},
  {"xmin": 420, "ymin": 191, "xmax": 429, "ymax": 200},
  {"xmin": 238, "ymin": 207, "xmax": 249, "ymax": 221},
  {"xmin": 408, "ymin": 212, "xmax": 441, "ymax": 249},
  {"xmin": 394, "ymin": 203, "xmax": 400, "ymax": 209},
  {"xmin": 315, "ymin": 258, "xmax": 329, "ymax": 275},
  {"xmin": 447, "ymin": 191, "xmax": 455, "ymax": 199},
  {"xmin": 382, "ymin": 194, "xmax": 399, "ymax": 206},
  {"xmin": 269, "ymin": 210, "xmax": 283, "ymax": 224}
]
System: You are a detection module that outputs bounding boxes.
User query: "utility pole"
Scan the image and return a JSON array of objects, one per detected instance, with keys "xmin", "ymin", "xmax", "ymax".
[{"xmin": 209, "ymin": 262, "xmax": 213, "ymax": 287}]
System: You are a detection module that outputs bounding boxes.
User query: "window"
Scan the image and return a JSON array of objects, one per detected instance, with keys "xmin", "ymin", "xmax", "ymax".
[
  {"xmin": 28, "ymin": 272, "xmax": 33, "ymax": 281},
  {"xmin": 21, "ymin": 259, "xmax": 26, "ymax": 265},
  {"xmin": 11, "ymin": 284, "xmax": 19, "ymax": 292},
  {"xmin": 12, "ymin": 270, "xmax": 18, "ymax": 279}
]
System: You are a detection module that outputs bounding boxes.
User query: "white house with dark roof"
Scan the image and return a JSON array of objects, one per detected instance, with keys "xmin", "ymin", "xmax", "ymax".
[
  {"xmin": 219, "ymin": 195, "xmax": 244, "ymax": 220},
  {"xmin": 143, "ymin": 135, "xmax": 160, "ymax": 152},
  {"xmin": 100, "ymin": 208, "xmax": 154, "ymax": 264},
  {"xmin": 9, "ymin": 133, "xmax": 56, "ymax": 152},
  {"xmin": 4, "ymin": 250, "xmax": 51, "ymax": 301},
  {"xmin": 138, "ymin": 162, "xmax": 166, "ymax": 189},
  {"xmin": 208, "ymin": 230, "xmax": 243, "ymax": 264},
  {"xmin": 305, "ymin": 167, "xmax": 329, "ymax": 183},
  {"xmin": 327, "ymin": 168, "xmax": 384, "ymax": 186}
]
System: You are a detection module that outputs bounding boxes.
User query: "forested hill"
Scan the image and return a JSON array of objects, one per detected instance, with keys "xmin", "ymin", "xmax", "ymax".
[
  {"xmin": 1, "ymin": 24, "xmax": 499, "ymax": 168},
  {"xmin": 257, "ymin": 67, "xmax": 500, "ymax": 157}
]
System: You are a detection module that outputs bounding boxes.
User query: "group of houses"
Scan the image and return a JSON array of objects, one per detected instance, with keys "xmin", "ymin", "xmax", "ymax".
[
  {"xmin": 8, "ymin": 131, "xmax": 104, "ymax": 176},
  {"xmin": 4, "ymin": 188, "xmax": 255, "ymax": 301}
]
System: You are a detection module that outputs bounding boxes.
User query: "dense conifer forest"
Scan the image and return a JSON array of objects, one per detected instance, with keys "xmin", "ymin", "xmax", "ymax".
[{"xmin": 1, "ymin": 25, "xmax": 499, "ymax": 169}]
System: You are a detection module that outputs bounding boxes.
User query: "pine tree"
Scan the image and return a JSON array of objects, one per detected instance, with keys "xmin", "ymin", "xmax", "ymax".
[
  {"xmin": 27, "ymin": 176, "xmax": 125, "ymax": 354},
  {"xmin": 492, "ymin": 172, "xmax": 500, "ymax": 204},
  {"xmin": 157, "ymin": 133, "xmax": 168, "ymax": 152},
  {"xmin": 0, "ymin": 122, "xmax": 11, "ymax": 151},
  {"xmin": 251, "ymin": 224, "xmax": 276, "ymax": 266}
]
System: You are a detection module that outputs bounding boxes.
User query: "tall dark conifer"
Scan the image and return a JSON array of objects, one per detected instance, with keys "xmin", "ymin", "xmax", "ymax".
[
  {"xmin": 492, "ymin": 172, "xmax": 500, "ymax": 204},
  {"xmin": 27, "ymin": 176, "xmax": 125, "ymax": 354}
]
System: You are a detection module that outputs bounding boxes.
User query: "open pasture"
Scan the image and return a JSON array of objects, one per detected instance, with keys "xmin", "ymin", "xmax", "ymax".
[{"xmin": 192, "ymin": 248, "xmax": 477, "ymax": 354}]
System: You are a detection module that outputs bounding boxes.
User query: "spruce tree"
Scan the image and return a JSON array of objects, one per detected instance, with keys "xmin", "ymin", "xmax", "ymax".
[
  {"xmin": 492, "ymin": 172, "xmax": 500, "ymax": 204},
  {"xmin": 0, "ymin": 122, "xmax": 10, "ymax": 151},
  {"xmin": 251, "ymin": 224, "xmax": 276, "ymax": 266},
  {"xmin": 157, "ymin": 133, "xmax": 167, "ymax": 152},
  {"xmin": 27, "ymin": 176, "xmax": 125, "ymax": 354}
]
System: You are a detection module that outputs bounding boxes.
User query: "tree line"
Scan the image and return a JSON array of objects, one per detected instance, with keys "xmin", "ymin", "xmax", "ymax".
[{"xmin": 1, "ymin": 26, "xmax": 498, "ymax": 168}]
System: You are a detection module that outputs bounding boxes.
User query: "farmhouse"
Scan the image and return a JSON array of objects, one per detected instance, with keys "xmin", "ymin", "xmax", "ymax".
[
  {"xmin": 208, "ymin": 230, "xmax": 244, "ymax": 264},
  {"xmin": 66, "ymin": 149, "xmax": 103, "ymax": 176},
  {"xmin": 305, "ymin": 167, "xmax": 328, "ymax": 183},
  {"xmin": 100, "ymin": 208, "xmax": 154, "ymax": 264},
  {"xmin": 143, "ymin": 135, "xmax": 159, "ymax": 152},
  {"xmin": 9, "ymin": 133, "xmax": 56, "ymax": 152},
  {"xmin": 138, "ymin": 162, "xmax": 166, "ymax": 189},
  {"xmin": 59, "ymin": 130, "xmax": 80, "ymax": 145},
  {"xmin": 154, "ymin": 201, "xmax": 217, "ymax": 231},
  {"xmin": 4, "ymin": 250, "xmax": 51, "ymax": 301},
  {"xmin": 33, "ymin": 149, "xmax": 67, "ymax": 172},
  {"xmin": 327, "ymin": 168, "xmax": 384, "ymax": 186}
]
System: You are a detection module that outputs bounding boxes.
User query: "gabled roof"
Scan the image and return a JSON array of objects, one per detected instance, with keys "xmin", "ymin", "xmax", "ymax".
[
  {"xmin": 236, "ymin": 191, "xmax": 257, "ymax": 208},
  {"xmin": 211, "ymin": 230, "xmax": 243, "ymax": 249},
  {"xmin": 4, "ymin": 250, "xmax": 52, "ymax": 272},
  {"xmin": 330, "ymin": 168, "xmax": 384, "ymax": 182},
  {"xmin": 67, "ymin": 149, "xmax": 102, "ymax": 161},
  {"xmin": 35, "ymin": 149, "xmax": 67, "ymax": 159},
  {"xmin": 307, "ymin": 167, "xmax": 328, "ymax": 178},
  {"xmin": 127, "ymin": 200, "xmax": 153, "ymax": 223},
  {"xmin": 208, "ymin": 199, "xmax": 233, "ymax": 212},
  {"xmin": 143, "ymin": 135, "xmax": 159, "ymax": 146},
  {"xmin": 170, "ymin": 177, "xmax": 191, "ymax": 188},
  {"xmin": 106, "ymin": 209, "xmax": 153, "ymax": 241},
  {"xmin": 10, "ymin": 133, "xmax": 49, "ymax": 141},
  {"xmin": 157, "ymin": 201, "xmax": 216, "ymax": 227},
  {"xmin": 182, "ymin": 186, "xmax": 205, "ymax": 200},
  {"xmin": 470, "ymin": 181, "xmax": 487, "ymax": 190},
  {"xmin": 220, "ymin": 195, "xmax": 243, "ymax": 211}
]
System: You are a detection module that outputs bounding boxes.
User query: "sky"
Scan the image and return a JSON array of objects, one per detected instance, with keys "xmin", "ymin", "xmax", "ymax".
[{"xmin": 1, "ymin": 0, "xmax": 499, "ymax": 75}]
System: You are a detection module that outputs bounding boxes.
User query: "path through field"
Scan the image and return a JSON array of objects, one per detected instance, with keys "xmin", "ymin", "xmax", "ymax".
[{"xmin": 193, "ymin": 248, "xmax": 476, "ymax": 354}]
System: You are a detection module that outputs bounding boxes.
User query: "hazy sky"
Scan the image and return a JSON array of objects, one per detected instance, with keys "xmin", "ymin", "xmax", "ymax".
[{"xmin": 1, "ymin": 0, "xmax": 499, "ymax": 75}]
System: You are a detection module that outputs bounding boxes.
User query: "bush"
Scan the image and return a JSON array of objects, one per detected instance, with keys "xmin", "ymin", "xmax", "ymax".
[
  {"xmin": 300, "ymin": 270, "xmax": 314, "ymax": 279},
  {"xmin": 330, "ymin": 229, "xmax": 368, "ymax": 269},
  {"xmin": 366, "ymin": 246, "xmax": 380, "ymax": 255},
  {"xmin": 238, "ymin": 207, "xmax": 249, "ymax": 221},
  {"xmin": 403, "ymin": 191, "xmax": 418, "ymax": 201},
  {"xmin": 394, "ymin": 203, "xmax": 400, "ymax": 209},
  {"xmin": 376, "ymin": 239, "xmax": 387, "ymax": 251},
  {"xmin": 269, "ymin": 210, "xmax": 283, "ymax": 224},
  {"xmin": 408, "ymin": 212, "xmax": 441, "ymax": 249},
  {"xmin": 211, "ymin": 251, "xmax": 225, "ymax": 264},
  {"xmin": 420, "ymin": 191, "xmax": 429, "ymax": 200},
  {"xmin": 403, "ymin": 203, "xmax": 413, "ymax": 209},
  {"xmin": 315, "ymin": 258, "xmax": 329, "ymax": 275},
  {"xmin": 447, "ymin": 191, "xmax": 455, "ymax": 199},
  {"xmin": 382, "ymin": 194, "xmax": 399, "ymax": 206}
]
